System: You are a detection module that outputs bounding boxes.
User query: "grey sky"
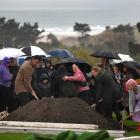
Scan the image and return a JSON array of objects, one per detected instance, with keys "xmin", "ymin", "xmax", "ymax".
[{"xmin": 0, "ymin": 0, "xmax": 140, "ymax": 10}]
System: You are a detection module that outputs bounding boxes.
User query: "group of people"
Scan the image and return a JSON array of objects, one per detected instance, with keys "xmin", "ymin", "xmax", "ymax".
[{"xmin": 0, "ymin": 55, "xmax": 140, "ymax": 130}]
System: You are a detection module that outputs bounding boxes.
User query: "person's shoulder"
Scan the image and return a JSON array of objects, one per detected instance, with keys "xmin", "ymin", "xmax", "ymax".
[{"xmin": 21, "ymin": 61, "xmax": 33, "ymax": 71}]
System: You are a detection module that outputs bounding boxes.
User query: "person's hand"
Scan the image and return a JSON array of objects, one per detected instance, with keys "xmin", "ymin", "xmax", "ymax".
[
  {"xmin": 31, "ymin": 90, "xmax": 36, "ymax": 96},
  {"xmin": 10, "ymin": 74, "xmax": 13, "ymax": 78},
  {"xmin": 117, "ymin": 79, "xmax": 120, "ymax": 84},
  {"xmin": 63, "ymin": 76, "xmax": 68, "ymax": 81},
  {"xmin": 31, "ymin": 90, "xmax": 39, "ymax": 100}
]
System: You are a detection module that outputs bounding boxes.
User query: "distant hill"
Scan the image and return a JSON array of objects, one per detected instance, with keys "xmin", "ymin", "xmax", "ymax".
[{"xmin": 60, "ymin": 25, "xmax": 134, "ymax": 54}]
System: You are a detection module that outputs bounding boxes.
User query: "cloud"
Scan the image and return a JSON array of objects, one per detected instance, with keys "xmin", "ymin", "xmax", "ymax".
[{"xmin": 0, "ymin": 0, "xmax": 139, "ymax": 10}]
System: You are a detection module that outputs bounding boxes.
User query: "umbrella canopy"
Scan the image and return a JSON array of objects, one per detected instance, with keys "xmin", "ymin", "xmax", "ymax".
[
  {"xmin": 113, "ymin": 53, "xmax": 134, "ymax": 63},
  {"xmin": 20, "ymin": 46, "xmax": 51, "ymax": 57},
  {"xmin": 130, "ymin": 61, "xmax": 140, "ymax": 68},
  {"xmin": 55, "ymin": 57, "xmax": 92, "ymax": 73},
  {"xmin": 48, "ymin": 49, "xmax": 73, "ymax": 58},
  {"xmin": 90, "ymin": 50, "xmax": 120, "ymax": 59},
  {"xmin": 123, "ymin": 61, "xmax": 140, "ymax": 79},
  {"xmin": 0, "ymin": 48, "xmax": 25, "ymax": 60}
]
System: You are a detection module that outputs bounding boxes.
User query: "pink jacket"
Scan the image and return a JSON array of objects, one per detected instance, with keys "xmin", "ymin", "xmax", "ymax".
[{"xmin": 67, "ymin": 69, "xmax": 89, "ymax": 93}]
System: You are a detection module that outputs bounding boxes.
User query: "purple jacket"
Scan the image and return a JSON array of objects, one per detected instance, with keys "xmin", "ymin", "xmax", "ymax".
[{"xmin": 0, "ymin": 57, "xmax": 12, "ymax": 87}]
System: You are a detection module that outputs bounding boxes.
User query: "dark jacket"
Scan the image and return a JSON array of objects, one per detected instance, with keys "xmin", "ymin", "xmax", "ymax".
[{"xmin": 94, "ymin": 71, "xmax": 121, "ymax": 106}]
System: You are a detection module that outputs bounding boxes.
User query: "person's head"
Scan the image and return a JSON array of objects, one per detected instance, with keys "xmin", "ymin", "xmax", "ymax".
[
  {"xmin": 25, "ymin": 56, "xmax": 32, "ymax": 61},
  {"xmin": 31, "ymin": 55, "xmax": 42, "ymax": 68},
  {"xmin": 123, "ymin": 66, "xmax": 129, "ymax": 73},
  {"xmin": 9, "ymin": 57, "xmax": 17, "ymax": 67},
  {"xmin": 72, "ymin": 64, "xmax": 80, "ymax": 73},
  {"xmin": 2, "ymin": 57, "xmax": 10, "ymax": 67},
  {"xmin": 125, "ymin": 79, "xmax": 137, "ymax": 91},
  {"xmin": 91, "ymin": 66, "xmax": 102, "ymax": 77},
  {"xmin": 46, "ymin": 62, "xmax": 51, "ymax": 68},
  {"xmin": 113, "ymin": 65, "xmax": 120, "ymax": 74}
]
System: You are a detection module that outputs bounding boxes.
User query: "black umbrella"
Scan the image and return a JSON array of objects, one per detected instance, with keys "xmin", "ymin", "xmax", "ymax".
[
  {"xmin": 129, "ymin": 61, "xmax": 140, "ymax": 69},
  {"xmin": 90, "ymin": 50, "xmax": 120, "ymax": 59},
  {"xmin": 48, "ymin": 49, "xmax": 73, "ymax": 58},
  {"xmin": 123, "ymin": 61, "xmax": 140, "ymax": 79},
  {"xmin": 55, "ymin": 57, "xmax": 92, "ymax": 73}
]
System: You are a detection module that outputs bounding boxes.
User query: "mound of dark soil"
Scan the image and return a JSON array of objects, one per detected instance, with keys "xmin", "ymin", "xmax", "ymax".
[{"xmin": 7, "ymin": 97, "xmax": 117, "ymax": 129}]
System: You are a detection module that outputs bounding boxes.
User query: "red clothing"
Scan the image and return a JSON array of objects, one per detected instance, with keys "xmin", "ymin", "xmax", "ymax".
[{"xmin": 67, "ymin": 69, "xmax": 89, "ymax": 93}]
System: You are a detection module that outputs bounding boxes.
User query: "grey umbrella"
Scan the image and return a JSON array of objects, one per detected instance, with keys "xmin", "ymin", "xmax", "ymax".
[{"xmin": 90, "ymin": 50, "xmax": 120, "ymax": 59}]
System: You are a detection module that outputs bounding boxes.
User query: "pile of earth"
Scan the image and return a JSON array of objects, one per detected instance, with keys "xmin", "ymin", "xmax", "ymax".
[{"xmin": 7, "ymin": 97, "xmax": 118, "ymax": 130}]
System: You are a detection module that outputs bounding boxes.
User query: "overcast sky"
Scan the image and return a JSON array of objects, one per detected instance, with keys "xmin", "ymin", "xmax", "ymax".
[{"xmin": 0, "ymin": 0, "xmax": 140, "ymax": 10}]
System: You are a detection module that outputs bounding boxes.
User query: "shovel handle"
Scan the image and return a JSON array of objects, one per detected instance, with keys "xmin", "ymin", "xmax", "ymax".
[
  {"xmin": 119, "ymin": 115, "xmax": 131, "ymax": 123},
  {"xmin": 34, "ymin": 95, "xmax": 39, "ymax": 100}
]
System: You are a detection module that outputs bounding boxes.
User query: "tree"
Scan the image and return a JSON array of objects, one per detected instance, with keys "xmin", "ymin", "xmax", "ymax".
[
  {"xmin": 16, "ymin": 22, "xmax": 43, "ymax": 47},
  {"xmin": 0, "ymin": 17, "xmax": 43, "ymax": 47},
  {"xmin": 0, "ymin": 18, "xmax": 20, "ymax": 47},
  {"xmin": 47, "ymin": 33, "xmax": 60, "ymax": 47},
  {"xmin": 112, "ymin": 24, "xmax": 133, "ymax": 35},
  {"xmin": 128, "ymin": 42, "xmax": 140, "ymax": 56},
  {"xmin": 137, "ymin": 22, "xmax": 140, "ymax": 32},
  {"xmin": 73, "ymin": 22, "xmax": 91, "ymax": 37}
]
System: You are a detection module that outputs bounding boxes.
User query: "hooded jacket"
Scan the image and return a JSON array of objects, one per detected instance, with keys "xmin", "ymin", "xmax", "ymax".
[{"xmin": 0, "ymin": 57, "xmax": 12, "ymax": 87}]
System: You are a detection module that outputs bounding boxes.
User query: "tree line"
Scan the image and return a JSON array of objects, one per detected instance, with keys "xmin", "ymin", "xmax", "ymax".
[
  {"xmin": 0, "ymin": 17, "xmax": 43, "ymax": 48},
  {"xmin": 1, "ymin": 17, "xmax": 140, "ymax": 61}
]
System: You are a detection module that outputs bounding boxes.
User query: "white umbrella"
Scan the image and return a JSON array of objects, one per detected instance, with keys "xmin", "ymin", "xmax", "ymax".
[
  {"xmin": 20, "ymin": 46, "xmax": 51, "ymax": 57},
  {"xmin": 112, "ymin": 53, "xmax": 134, "ymax": 63},
  {"xmin": 0, "ymin": 48, "xmax": 25, "ymax": 60}
]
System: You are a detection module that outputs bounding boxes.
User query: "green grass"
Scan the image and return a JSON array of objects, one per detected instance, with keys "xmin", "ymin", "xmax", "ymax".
[
  {"xmin": 123, "ymin": 119, "xmax": 139, "ymax": 128},
  {"xmin": 0, "ymin": 130, "xmax": 113, "ymax": 140},
  {"xmin": 0, "ymin": 133, "xmax": 56, "ymax": 140},
  {"xmin": 0, "ymin": 133, "xmax": 32, "ymax": 140},
  {"xmin": 125, "ymin": 130, "xmax": 140, "ymax": 137}
]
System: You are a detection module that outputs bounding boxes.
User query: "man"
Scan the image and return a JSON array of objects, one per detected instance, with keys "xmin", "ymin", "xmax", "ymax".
[{"xmin": 15, "ymin": 55, "xmax": 42, "ymax": 106}]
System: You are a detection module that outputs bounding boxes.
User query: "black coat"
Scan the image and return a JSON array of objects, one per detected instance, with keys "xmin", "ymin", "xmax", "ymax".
[{"xmin": 94, "ymin": 71, "xmax": 121, "ymax": 107}]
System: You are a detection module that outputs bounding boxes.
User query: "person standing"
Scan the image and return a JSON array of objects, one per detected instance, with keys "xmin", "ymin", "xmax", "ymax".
[
  {"xmin": 0, "ymin": 57, "xmax": 13, "ymax": 112},
  {"xmin": 15, "ymin": 55, "xmax": 42, "ymax": 107},
  {"xmin": 91, "ymin": 66, "xmax": 121, "ymax": 119},
  {"xmin": 9, "ymin": 57, "xmax": 19, "ymax": 95},
  {"xmin": 125, "ymin": 79, "xmax": 140, "ymax": 121},
  {"xmin": 125, "ymin": 79, "xmax": 140, "ymax": 131},
  {"xmin": 63, "ymin": 64, "xmax": 91, "ymax": 104}
]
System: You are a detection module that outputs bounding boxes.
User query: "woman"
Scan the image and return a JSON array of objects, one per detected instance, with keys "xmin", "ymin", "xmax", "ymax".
[
  {"xmin": 91, "ymin": 66, "xmax": 121, "ymax": 119},
  {"xmin": 125, "ymin": 79, "xmax": 140, "ymax": 122},
  {"xmin": 0, "ymin": 57, "xmax": 13, "ymax": 112},
  {"xmin": 63, "ymin": 64, "xmax": 91, "ymax": 104}
]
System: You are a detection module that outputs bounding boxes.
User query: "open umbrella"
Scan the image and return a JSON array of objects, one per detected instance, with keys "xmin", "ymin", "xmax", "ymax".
[
  {"xmin": 0, "ymin": 48, "xmax": 25, "ymax": 60},
  {"xmin": 48, "ymin": 49, "xmax": 73, "ymax": 58},
  {"xmin": 123, "ymin": 61, "xmax": 140, "ymax": 79},
  {"xmin": 20, "ymin": 46, "xmax": 51, "ymax": 57},
  {"xmin": 55, "ymin": 57, "xmax": 92, "ymax": 73},
  {"xmin": 112, "ymin": 53, "xmax": 134, "ymax": 63},
  {"xmin": 90, "ymin": 50, "xmax": 120, "ymax": 59}
]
